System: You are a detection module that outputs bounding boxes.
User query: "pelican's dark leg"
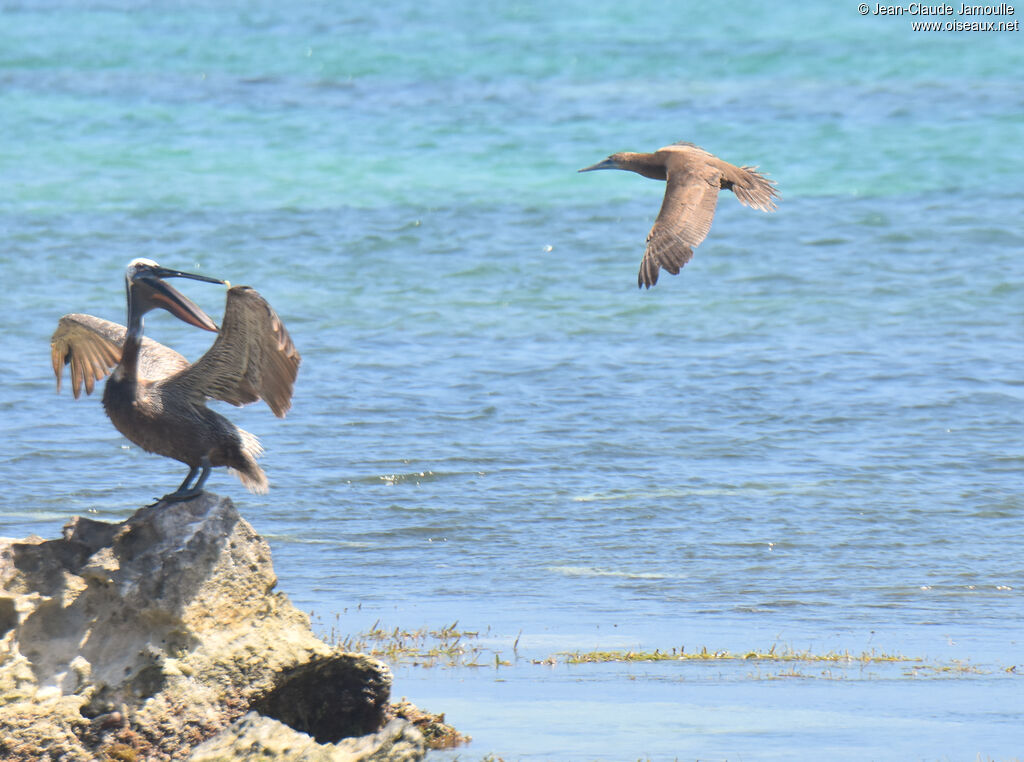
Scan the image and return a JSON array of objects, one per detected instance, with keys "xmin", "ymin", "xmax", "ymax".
[
  {"xmin": 174, "ymin": 465, "xmax": 199, "ymax": 493},
  {"xmin": 191, "ymin": 456, "xmax": 213, "ymax": 493},
  {"xmin": 159, "ymin": 457, "xmax": 211, "ymax": 503}
]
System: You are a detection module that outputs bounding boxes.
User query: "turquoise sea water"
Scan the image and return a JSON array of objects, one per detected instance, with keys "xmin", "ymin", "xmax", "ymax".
[{"xmin": 2, "ymin": 1, "xmax": 1023, "ymax": 759}]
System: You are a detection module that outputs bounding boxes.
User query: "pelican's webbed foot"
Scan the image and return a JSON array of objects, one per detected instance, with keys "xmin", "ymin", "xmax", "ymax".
[
  {"xmin": 157, "ymin": 486, "xmax": 206, "ymax": 504},
  {"xmin": 155, "ymin": 458, "xmax": 212, "ymax": 504}
]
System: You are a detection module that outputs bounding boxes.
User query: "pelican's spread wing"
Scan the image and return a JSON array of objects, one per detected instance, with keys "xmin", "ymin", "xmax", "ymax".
[
  {"xmin": 51, "ymin": 314, "xmax": 189, "ymax": 397},
  {"xmin": 640, "ymin": 162, "xmax": 722, "ymax": 288},
  {"xmin": 51, "ymin": 315, "xmax": 123, "ymax": 398},
  {"xmin": 169, "ymin": 286, "xmax": 300, "ymax": 417}
]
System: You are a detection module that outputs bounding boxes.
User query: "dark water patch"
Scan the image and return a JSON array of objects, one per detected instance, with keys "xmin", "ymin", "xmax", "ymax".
[{"xmin": 803, "ymin": 236, "xmax": 849, "ymax": 246}]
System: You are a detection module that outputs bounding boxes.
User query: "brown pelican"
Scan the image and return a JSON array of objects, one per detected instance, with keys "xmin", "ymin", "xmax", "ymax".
[
  {"xmin": 51, "ymin": 258, "xmax": 301, "ymax": 502},
  {"xmin": 579, "ymin": 142, "xmax": 779, "ymax": 288}
]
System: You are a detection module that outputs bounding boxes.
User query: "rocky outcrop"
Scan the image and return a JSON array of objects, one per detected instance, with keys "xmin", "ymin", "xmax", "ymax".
[
  {"xmin": 189, "ymin": 713, "xmax": 424, "ymax": 762},
  {"xmin": 0, "ymin": 493, "xmax": 426, "ymax": 761}
]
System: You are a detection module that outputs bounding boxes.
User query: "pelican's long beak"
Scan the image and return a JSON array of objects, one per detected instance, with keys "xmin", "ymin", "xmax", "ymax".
[
  {"xmin": 149, "ymin": 266, "xmax": 226, "ymax": 286},
  {"xmin": 578, "ymin": 157, "xmax": 618, "ymax": 173},
  {"xmin": 133, "ymin": 267, "xmax": 226, "ymax": 333}
]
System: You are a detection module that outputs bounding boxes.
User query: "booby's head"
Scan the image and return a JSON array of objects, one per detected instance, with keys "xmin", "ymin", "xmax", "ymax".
[
  {"xmin": 578, "ymin": 153, "xmax": 631, "ymax": 173},
  {"xmin": 125, "ymin": 258, "xmax": 226, "ymax": 332}
]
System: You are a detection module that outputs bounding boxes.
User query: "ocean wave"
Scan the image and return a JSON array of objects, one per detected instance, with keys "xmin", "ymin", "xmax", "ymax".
[{"xmin": 546, "ymin": 565, "xmax": 671, "ymax": 581}]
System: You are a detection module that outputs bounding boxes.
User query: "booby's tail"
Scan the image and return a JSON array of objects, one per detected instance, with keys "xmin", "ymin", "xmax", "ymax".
[{"xmin": 728, "ymin": 165, "xmax": 780, "ymax": 212}]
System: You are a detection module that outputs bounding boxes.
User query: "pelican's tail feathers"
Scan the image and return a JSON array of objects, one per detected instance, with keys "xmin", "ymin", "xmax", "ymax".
[{"xmin": 229, "ymin": 428, "xmax": 269, "ymax": 494}]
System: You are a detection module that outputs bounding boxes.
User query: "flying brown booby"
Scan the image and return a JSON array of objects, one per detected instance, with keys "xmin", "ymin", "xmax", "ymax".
[
  {"xmin": 579, "ymin": 142, "xmax": 779, "ymax": 288},
  {"xmin": 51, "ymin": 258, "xmax": 301, "ymax": 502}
]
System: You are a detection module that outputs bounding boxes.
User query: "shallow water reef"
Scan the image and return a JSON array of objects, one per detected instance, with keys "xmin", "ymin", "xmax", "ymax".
[{"xmin": 0, "ymin": 493, "xmax": 429, "ymax": 761}]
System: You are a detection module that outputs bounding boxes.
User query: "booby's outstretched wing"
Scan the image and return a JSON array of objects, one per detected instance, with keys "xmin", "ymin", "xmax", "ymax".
[
  {"xmin": 641, "ymin": 157, "xmax": 723, "ymax": 288},
  {"xmin": 50, "ymin": 314, "xmax": 189, "ymax": 397},
  {"xmin": 166, "ymin": 286, "xmax": 300, "ymax": 417}
]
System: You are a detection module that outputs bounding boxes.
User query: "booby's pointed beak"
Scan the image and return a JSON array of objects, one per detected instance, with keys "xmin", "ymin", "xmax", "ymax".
[
  {"xmin": 578, "ymin": 157, "xmax": 618, "ymax": 173},
  {"xmin": 132, "ymin": 267, "xmax": 226, "ymax": 333}
]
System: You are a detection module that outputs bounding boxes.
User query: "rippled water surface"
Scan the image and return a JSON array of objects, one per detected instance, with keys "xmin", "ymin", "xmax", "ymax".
[{"xmin": 2, "ymin": 1, "xmax": 1022, "ymax": 759}]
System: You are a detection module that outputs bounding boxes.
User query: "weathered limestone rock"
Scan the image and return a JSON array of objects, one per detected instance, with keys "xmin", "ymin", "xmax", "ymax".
[
  {"xmin": 0, "ymin": 493, "xmax": 426, "ymax": 761},
  {"xmin": 188, "ymin": 713, "xmax": 425, "ymax": 762}
]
